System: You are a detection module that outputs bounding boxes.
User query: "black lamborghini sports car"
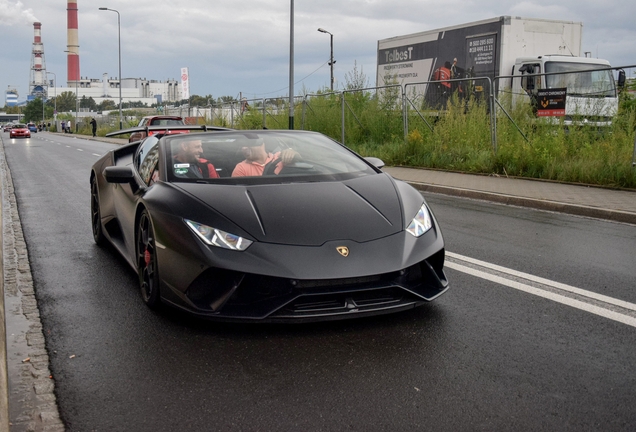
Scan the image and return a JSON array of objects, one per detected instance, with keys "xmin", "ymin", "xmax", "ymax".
[{"xmin": 91, "ymin": 127, "xmax": 449, "ymax": 321}]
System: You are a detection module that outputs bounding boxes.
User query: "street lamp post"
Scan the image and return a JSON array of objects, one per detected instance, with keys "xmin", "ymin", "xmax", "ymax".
[
  {"xmin": 46, "ymin": 71, "xmax": 56, "ymax": 129},
  {"xmin": 64, "ymin": 50, "xmax": 79, "ymax": 132},
  {"xmin": 49, "ymin": 73, "xmax": 57, "ymax": 120},
  {"xmin": 289, "ymin": 0, "xmax": 294, "ymax": 130},
  {"xmin": 99, "ymin": 7, "xmax": 123, "ymax": 130},
  {"xmin": 317, "ymin": 28, "xmax": 335, "ymax": 92}
]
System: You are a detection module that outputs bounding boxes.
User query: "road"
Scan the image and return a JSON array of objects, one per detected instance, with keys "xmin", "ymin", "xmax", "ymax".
[{"xmin": 3, "ymin": 131, "xmax": 636, "ymax": 431}]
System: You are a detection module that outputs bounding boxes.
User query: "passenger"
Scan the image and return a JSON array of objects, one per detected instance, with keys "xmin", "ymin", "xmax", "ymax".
[
  {"xmin": 231, "ymin": 139, "xmax": 299, "ymax": 177},
  {"xmin": 172, "ymin": 139, "xmax": 219, "ymax": 179}
]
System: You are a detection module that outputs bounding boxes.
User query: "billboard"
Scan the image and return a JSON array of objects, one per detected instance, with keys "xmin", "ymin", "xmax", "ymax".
[
  {"xmin": 377, "ymin": 20, "xmax": 501, "ymax": 107},
  {"xmin": 377, "ymin": 20, "xmax": 501, "ymax": 88},
  {"xmin": 180, "ymin": 67, "xmax": 190, "ymax": 100}
]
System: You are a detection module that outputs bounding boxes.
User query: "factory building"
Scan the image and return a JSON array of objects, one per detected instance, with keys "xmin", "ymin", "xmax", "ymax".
[{"xmin": 49, "ymin": 74, "xmax": 181, "ymax": 106}]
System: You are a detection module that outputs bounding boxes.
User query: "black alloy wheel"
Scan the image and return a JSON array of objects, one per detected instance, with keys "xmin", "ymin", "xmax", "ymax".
[
  {"xmin": 137, "ymin": 209, "xmax": 161, "ymax": 308},
  {"xmin": 90, "ymin": 177, "xmax": 105, "ymax": 245}
]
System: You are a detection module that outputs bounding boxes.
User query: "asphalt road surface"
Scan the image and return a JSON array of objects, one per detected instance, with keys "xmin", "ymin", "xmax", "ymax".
[{"xmin": 3, "ymin": 132, "xmax": 636, "ymax": 431}]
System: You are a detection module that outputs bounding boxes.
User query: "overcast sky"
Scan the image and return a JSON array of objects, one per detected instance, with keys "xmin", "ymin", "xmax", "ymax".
[{"xmin": 1, "ymin": 0, "xmax": 635, "ymax": 104}]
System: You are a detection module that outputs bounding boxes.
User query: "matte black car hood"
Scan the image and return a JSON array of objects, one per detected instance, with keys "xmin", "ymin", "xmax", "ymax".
[{"xmin": 176, "ymin": 174, "xmax": 404, "ymax": 246}]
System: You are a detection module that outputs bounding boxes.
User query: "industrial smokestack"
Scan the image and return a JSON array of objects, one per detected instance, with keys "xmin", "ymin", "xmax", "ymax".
[
  {"xmin": 29, "ymin": 22, "xmax": 47, "ymax": 97},
  {"xmin": 67, "ymin": 0, "xmax": 80, "ymax": 84}
]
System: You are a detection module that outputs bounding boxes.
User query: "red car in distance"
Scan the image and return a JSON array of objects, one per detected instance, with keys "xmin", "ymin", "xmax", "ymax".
[
  {"xmin": 9, "ymin": 124, "xmax": 31, "ymax": 139},
  {"xmin": 128, "ymin": 116, "xmax": 186, "ymax": 142}
]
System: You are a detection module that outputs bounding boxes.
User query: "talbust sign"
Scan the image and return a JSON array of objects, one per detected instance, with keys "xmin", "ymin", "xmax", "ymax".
[{"xmin": 385, "ymin": 47, "xmax": 414, "ymax": 63}]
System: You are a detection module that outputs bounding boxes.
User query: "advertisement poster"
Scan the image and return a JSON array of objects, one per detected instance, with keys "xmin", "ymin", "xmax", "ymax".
[
  {"xmin": 180, "ymin": 67, "xmax": 190, "ymax": 100},
  {"xmin": 536, "ymin": 88, "xmax": 567, "ymax": 116},
  {"xmin": 465, "ymin": 34, "xmax": 497, "ymax": 78},
  {"xmin": 376, "ymin": 20, "xmax": 501, "ymax": 107}
]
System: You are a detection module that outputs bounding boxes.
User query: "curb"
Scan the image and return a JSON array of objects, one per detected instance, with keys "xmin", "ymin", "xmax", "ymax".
[
  {"xmin": 0, "ymin": 135, "xmax": 65, "ymax": 431},
  {"xmin": 1, "ymin": 146, "xmax": 8, "ymax": 432},
  {"xmin": 408, "ymin": 182, "xmax": 636, "ymax": 225}
]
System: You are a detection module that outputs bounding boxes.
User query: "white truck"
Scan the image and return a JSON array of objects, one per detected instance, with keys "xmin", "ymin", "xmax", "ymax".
[{"xmin": 377, "ymin": 16, "xmax": 624, "ymax": 125}]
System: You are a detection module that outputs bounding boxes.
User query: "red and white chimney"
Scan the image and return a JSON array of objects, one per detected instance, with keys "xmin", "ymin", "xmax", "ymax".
[
  {"xmin": 29, "ymin": 22, "xmax": 47, "ymax": 97},
  {"xmin": 33, "ymin": 22, "xmax": 43, "ymax": 85},
  {"xmin": 67, "ymin": 0, "xmax": 80, "ymax": 84}
]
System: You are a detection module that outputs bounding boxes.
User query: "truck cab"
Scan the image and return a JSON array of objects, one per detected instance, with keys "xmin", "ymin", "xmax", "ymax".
[{"xmin": 511, "ymin": 55, "xmax": 621, "ymax": 127}]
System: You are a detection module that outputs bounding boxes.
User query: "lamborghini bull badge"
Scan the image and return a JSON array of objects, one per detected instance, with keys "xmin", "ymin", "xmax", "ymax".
[{"xmin": 337, "ymin": 246, "xmax": 349, "ymax": 257}]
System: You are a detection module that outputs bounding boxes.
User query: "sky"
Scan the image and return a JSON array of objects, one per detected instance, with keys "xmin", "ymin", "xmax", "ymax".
[{"xmin": 1, "ymin": 0, "xmax": 635, "ymax": 104}]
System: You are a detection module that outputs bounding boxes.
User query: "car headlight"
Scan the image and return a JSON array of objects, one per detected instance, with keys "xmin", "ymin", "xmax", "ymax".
[
  {"xmin": 406, "ymin": 204, "xmax": 433, "ymax": 237},
  {"xmin": 185, "ymin": 220, "xmax": 253, "ymax": 251}
]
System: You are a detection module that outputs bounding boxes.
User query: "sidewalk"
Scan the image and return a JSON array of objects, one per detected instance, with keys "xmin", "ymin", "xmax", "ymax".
[{"xmin": 383, "ymin": 166, "xmax": 636, "ymax": 225}]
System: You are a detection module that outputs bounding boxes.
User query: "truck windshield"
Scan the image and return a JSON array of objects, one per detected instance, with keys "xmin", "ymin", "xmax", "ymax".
[{"xmin": 545, "ymin": 62, "xmax": 616, "ymax": 97}]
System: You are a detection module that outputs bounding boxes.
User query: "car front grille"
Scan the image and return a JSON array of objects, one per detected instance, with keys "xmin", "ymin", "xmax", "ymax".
[{"xmin": 185, "ymin": 249, "xmax": 448, "ymax": 320}]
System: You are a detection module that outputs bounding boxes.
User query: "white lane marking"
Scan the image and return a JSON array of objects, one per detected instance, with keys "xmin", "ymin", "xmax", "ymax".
[
  {"xmin": 77, "ymin": 149, "xmax": 83, "ymax": 152},
  {"xmin": 447, "ymin": 252, "xmax": 636, "ymax": 312},
  {"xmin": 445, "ymin": 256, "xmax": 636, "ymax": 328},
  {"xmin": 65, "ymin": 145, "xmax": 71, "ymax": 148},
  {"xmin": 92, "ymin": 154, "xmax": 101, "ymax": 157}
]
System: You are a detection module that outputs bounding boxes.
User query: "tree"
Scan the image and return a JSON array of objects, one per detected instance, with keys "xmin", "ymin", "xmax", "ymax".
[
  {"xmin": 22, "ymin": 98, "xmax": 53, "ymax": 123},
  {"xmin": 2, "ymin": 105, "xmax": 20, "ymax": 114},
  {"xmin": 80, "ymin": 96, "xmax": 97, "ymax": 111},
  {"xmin": 344, "ymin": 61, "xmax": 369, "ymax": 91},
  {"xmin": 190, "ymin": 95, "xmax": 210, "ymax": 106},
  {"xmin": 56, "ymin": 91, "xmax": 77, "ymax": 112},
  {"xmin": 122, "ymin": 100, "xmax": 147, "ymax": 109},
  {"xmin": 98, "ymin": 99, "xmax": 117, "ymax": 111},
  {"xmin": 218, "ymin": 95, "xmax": 237, "ymax": 104},
  {"xmin": 23, "ymin": 98, "xmax": 44, "ymax": 123}
]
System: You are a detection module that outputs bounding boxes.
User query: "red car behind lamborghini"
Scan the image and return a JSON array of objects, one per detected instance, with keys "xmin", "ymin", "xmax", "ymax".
[{"xmin": 9, "ymin": 124, "xmax": 31, "ymax": 139}]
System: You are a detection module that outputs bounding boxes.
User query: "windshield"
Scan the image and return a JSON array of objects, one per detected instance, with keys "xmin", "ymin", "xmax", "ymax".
[
  {"xmin": 545, "ymin": 62, "xmax": 616, "ymax": 97},
  {"xmin": 165, "ymin": 131, "xmax": 378, "ymax": 184},
  {"xmin": 150, "ymin": 119, "xmax": 183, "ymax": 126}
]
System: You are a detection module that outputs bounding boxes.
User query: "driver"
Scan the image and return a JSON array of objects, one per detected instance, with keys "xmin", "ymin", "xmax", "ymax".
[
  {"xmin": 172, "ymin": 139, "xmax": 219, "ymax": 179},
  {"xmin": 231, "ymin": 139, "xmax": 299, "ymax": 177}
]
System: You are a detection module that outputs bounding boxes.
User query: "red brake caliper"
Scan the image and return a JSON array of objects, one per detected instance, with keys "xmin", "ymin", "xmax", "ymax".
[{"xmin": 144, "ymin": 249, "xmax": 151, "ymax": 266}]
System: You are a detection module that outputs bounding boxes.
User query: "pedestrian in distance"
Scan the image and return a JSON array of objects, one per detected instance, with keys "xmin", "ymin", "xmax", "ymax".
[
  {"xmin": 61, "ymin": 121, "xmax": 66, "ymax": 133},
  {"xmin": 90, "ymin": 118, "xmax": 97, "ymax": 137}
]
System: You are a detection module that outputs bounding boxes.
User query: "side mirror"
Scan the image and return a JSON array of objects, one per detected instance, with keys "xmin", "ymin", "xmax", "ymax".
[
  {"xmin": 618, "ymin": 69, "xmax": 626, "ymax": 88},
  {"xmin": 104, "ymin": 166, "xmax": 135, "ymax": 184},
  {"xmin": 365, "ymin": 157, "xmax": 385, "ymax": 169}
]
